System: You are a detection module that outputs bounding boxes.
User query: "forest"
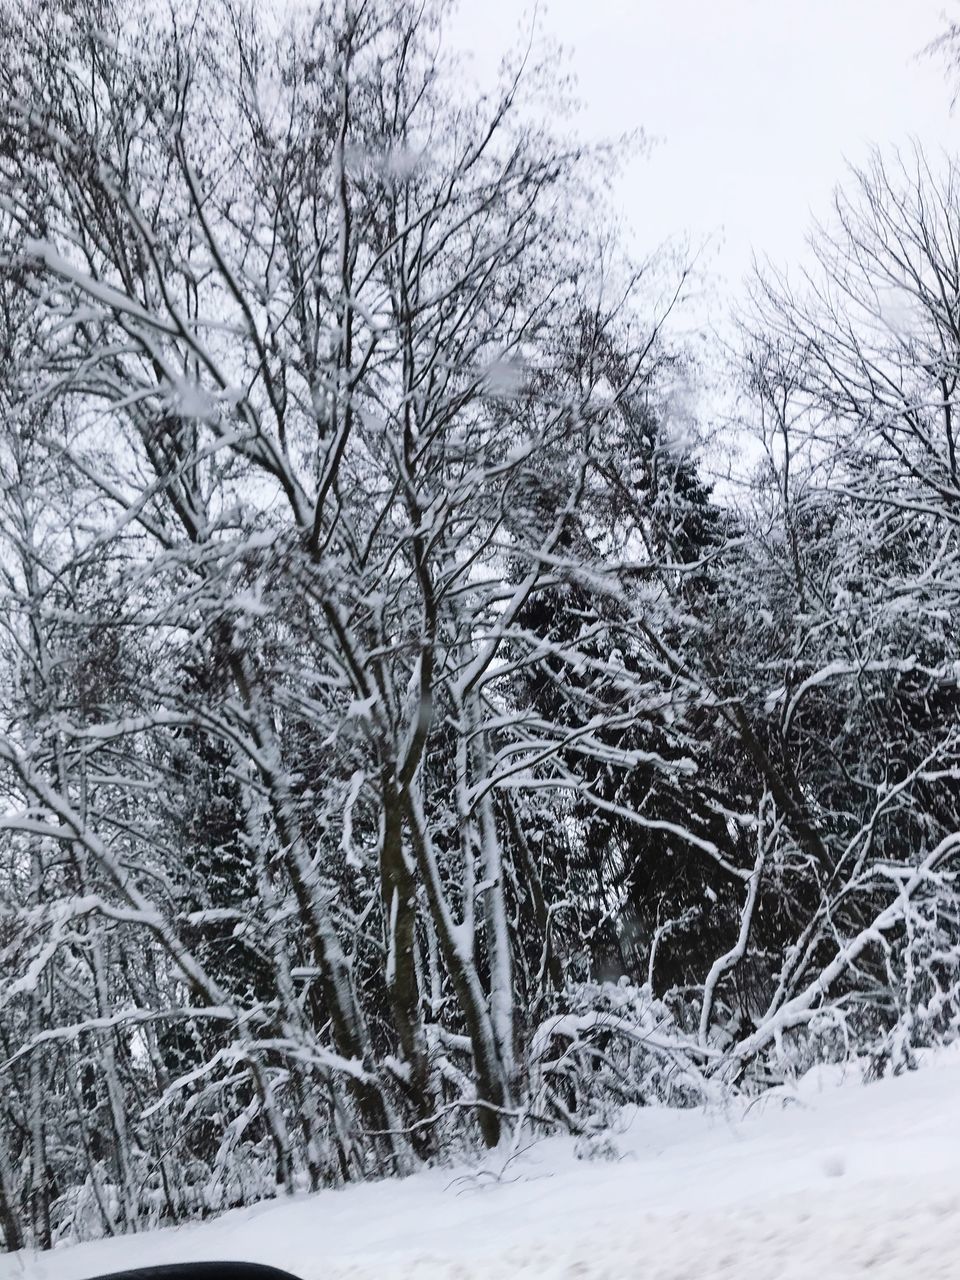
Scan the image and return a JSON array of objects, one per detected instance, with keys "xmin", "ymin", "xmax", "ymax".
[{"xmin": 1, "ymin": 0, "xmax": 959, "ymax": 1252}]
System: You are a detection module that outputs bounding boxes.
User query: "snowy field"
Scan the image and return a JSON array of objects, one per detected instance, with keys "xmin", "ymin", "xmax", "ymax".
[{"xmin": 8, "ymin": 1046, "xmax": 960, "ymax": 1280}]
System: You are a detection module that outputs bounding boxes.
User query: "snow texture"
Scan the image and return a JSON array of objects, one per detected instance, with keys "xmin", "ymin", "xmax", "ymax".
[{"xmin": 9, "ymin": 1046, "xmax": 960, "ymax": 1280}]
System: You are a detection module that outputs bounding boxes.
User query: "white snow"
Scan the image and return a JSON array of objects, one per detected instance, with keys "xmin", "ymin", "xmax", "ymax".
[{"xmin": 9, "ymin": 1046, "xmax": 960, "ymax": 1280}]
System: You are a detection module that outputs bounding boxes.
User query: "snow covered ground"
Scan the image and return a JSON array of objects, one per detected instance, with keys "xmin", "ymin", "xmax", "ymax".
[{"xmin": 9, "ymin": 1046, "xmax": 960, "ymax": 1280}]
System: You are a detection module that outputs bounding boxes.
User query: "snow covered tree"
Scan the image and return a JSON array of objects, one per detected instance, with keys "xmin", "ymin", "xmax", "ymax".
[
  {"xmin": 0, "ymin": 0, "xmax": 710, "ymax": 1242},
  {"xmin": 720, "ymin": 150, "xmax": 960, "ymax": 1071}
]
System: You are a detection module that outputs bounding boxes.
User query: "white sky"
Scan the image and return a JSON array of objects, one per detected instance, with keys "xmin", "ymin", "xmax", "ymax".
[{"xmin": 450, "ymin": 0, "xmax": 959, "ymax": 331}]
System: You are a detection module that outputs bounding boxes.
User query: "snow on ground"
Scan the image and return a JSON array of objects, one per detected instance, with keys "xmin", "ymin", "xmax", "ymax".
[{"xmin": 9, "ymin": 1045, "xmax": 960, "ymax": 1280}]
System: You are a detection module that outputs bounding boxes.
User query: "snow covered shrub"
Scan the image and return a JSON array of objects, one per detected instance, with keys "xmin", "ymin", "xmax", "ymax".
[
  {"xmin": 714, "ymin": 839, "xmax": 960, "ymax": 1091},
  {"xmin": 528, "ymin": 980, "xmax": 711, "ymax": 1132},
  {"xmin": 573, "ymin": 1132, "xmax": 622, "ymax": 1162},
  {"xmin": 865, "ymin": 862, "xmax": 960, "ymax": 1076}
]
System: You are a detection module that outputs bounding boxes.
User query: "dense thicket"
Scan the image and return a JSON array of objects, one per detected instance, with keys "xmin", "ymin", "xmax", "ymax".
[{"xmin": 0, "ymin": 0, "xmax": 958, "ymax": 1252}]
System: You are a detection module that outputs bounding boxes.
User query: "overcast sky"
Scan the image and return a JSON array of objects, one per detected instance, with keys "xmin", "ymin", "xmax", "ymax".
[{"xmin": 450, "ymin": 1, "xmax": 958, "ymax": 332}]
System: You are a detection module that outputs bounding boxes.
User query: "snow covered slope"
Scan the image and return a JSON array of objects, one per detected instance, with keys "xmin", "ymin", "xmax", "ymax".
[{"xmin": 9, "ymin": 1047, "xmax": 960, "ymax": 1280}]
